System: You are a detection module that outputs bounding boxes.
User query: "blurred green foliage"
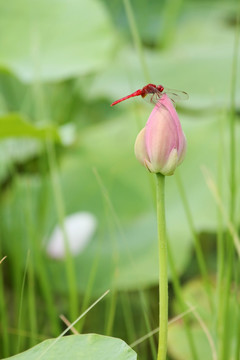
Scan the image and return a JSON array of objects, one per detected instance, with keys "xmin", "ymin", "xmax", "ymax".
[{"xmin": 0, "ymin": 0, "xmax": 239, "ymax": 359}]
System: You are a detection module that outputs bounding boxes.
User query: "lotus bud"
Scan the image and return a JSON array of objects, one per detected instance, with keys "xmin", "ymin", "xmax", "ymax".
[{"xmin": 134, "ymin": 94, "xmax": 186, "ymax": 176}]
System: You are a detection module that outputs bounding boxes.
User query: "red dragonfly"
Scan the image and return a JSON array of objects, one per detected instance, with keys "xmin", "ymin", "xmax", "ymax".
[{"xmin": 111, "ymin": 83, "xmax": 188, "ymax": 107}]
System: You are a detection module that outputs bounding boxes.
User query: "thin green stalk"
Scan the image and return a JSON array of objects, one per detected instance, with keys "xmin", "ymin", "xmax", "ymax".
[
  {"xmin": 229, "ymin": 10, "xmax": 239, "ymax": 225},
  {"xmin": 17, "ymin": 251, "xmax": 30, "ymax": 353},
  {"xmin": 216, "ymin": 114, "xmax": 225, "ymax": 356},
  {"xmin": 46, "ymin": 138, "xmax": 78, "ymax": 323},
  {"xmin": 24, "ymin": 184, "xmax": 38, "ymax": 346},
  {"xmin": 123, "ymin": 0, "xmax": 151, "ymax": 82},
  {"xmin": 156, "ymin": 173, "xmax": 168, "ymax": 360},
  {"xmin": 167, "ymin": 239, "xmax": 199, "ymax": 360},
  {"xmin": 31, "ymin": 56, "xmax": 61, "ymax": 336},
  {"xmin": 121, "ymin": 293, "xmax": 136, "ymax": 344},
  {"xmin": 77, "ymin": 252, "xmax": 100, "ymax": 333},
  {"xmin": 220, "ymin": 9, "xmax": 240, "ymax": 359},
  {"xmin": 175, "ymin": 171, "xmax": 214, "ymax": 311},
  {"xmin": 105, "ymin": 290, "xmax": 117, "ymax": 336},
  {"xmin": 233, "ymin": 265, "xmax": 240, "ymax": 360},
  {"xmin": 220, "ymin": 267, "xmax": 232, "ymax": 360},
  {"xmin": 0, "ymin": 256, "xmax": 9, "ymax": 357},
  {"xmin": 24, "ymin": 180, "xmax": 60, "ymax": 336},
  {"xmin": 157, "ymin": 0, "xmax": 183, "ymax": 49},
  {"xmin": 10, "ymin": 186, "xmax": 23, "ymax": 349},
  {"xmin": 27, "ymin": 256, "xmax": 38, "ymax": 347},
  {"xmin": 235, "ymin": 295, "xmax": 240, "ymax": 360},
  {"xmin": 35, "ymin": 254, "xmax": 60, "ymax": 335},
  {"xmin": 139, "ymin": 291, "xmax": 157, "ymax": 360},
  {"xmin": 216, "ymin": 225, "xmax": 225, "ymax": 352}
]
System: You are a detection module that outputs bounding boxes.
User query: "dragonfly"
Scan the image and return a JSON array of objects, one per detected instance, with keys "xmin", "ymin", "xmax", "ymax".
[{"xmin": 111, "ymin": 83, "xmax": 188, "ymax": 107}]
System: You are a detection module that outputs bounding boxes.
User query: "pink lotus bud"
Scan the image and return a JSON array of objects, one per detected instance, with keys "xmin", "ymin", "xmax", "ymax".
[{"xmin": 134, "ymin": 94, "xmax": 186, "ymax": 176}]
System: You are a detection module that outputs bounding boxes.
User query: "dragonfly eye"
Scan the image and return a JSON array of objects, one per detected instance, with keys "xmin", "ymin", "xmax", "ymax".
[{"xmin": 157, "ymin": 85, "xmax": 164, "ymax": 92}]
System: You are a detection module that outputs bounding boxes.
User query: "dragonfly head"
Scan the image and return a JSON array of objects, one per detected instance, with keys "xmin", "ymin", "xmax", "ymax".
[{"xmin": 156, "ymin": 85, "xmax": 164, "ymax": 93}]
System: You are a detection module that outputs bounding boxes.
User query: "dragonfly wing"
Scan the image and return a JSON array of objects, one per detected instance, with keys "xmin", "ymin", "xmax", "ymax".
[
  {"xmin": 164, "ymin": 87, "xmax": 189, "ymax": 102},
  {"xmin": 152, "ymin": 92, "xmax": 178, "ymax": 108},
  {"xmin": 145, "ymin": 86, "xmax": 182, "ymax": 107},
  {"xmin": 143, "ymin": 91, "xmax": 177, "ymax": 108}
]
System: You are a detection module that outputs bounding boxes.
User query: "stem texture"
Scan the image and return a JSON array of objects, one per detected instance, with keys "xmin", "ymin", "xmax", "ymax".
[{"xmin": 156, "ymin": 173, "xmax": 168, "ymax": 360}]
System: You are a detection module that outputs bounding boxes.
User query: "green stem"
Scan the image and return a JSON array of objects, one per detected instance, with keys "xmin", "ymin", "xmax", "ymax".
[
  {"xmin": 121, "ymin": 293, "xmax": 136, "ymax": 344},
  {"xmin": 140, "ymin": 291, "xmax": 157, "ymax": 360},
  {"xmin": 156, "ymin": 173, "xmax": 168, "ymax": 360},
  {"xmin": 216, "ymin": 115, "xmax": 225, "ymax": 356},
  {"xmin": 157, "ymin": 0, "xmax": 183, "ymax": 49},
  {"xmin": 46, "ymin": 137, "xmax": 78, "ymax": 322},
  {"xmin": 105, "ymin": 290, "xmax": 117, "ymax": 336},
  {"xmin": 17, "ymin": 251, "xmax": 30, "ymax": 353},
  {"xmin": 27, "ymin": 255, "xmax": 38, "ymax": 347},
  {"xmin": 220, "ymin": 9, "xmax": 240, "ymax": 359},
  {"xmin": 0, "ymin": 255, "xmax": 9, "ymax": 357},
  {"xmin": 235, "ymin": 295, "xmax": 240, "ymax": 360},
  {"xmin": 123, "ymin": 0, "xmax": 151, "ymax": 82}
]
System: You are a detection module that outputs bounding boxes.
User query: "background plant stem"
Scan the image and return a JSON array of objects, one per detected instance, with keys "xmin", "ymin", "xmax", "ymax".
[{"xmin": 123, "ymin": 0, "xmax": 150, "ymax": 83}]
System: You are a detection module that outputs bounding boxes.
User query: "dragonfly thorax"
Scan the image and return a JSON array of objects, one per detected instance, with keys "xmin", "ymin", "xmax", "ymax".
[{"xmin": 141, "ymin": 84, "xmax": 164, "ymax": 98}]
